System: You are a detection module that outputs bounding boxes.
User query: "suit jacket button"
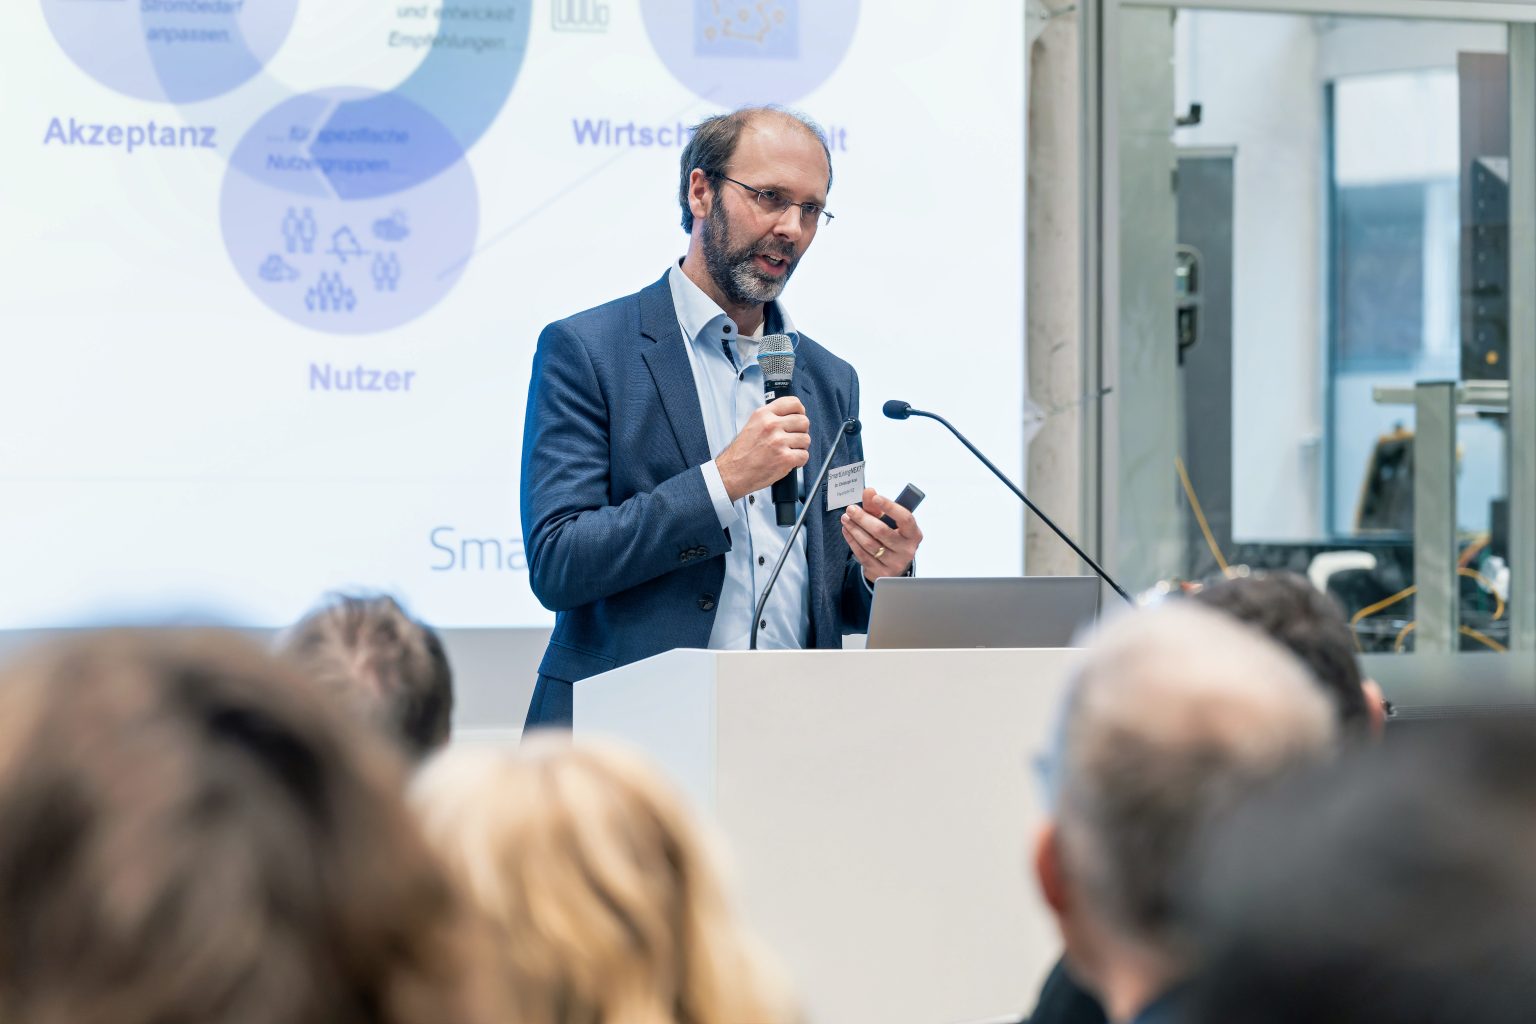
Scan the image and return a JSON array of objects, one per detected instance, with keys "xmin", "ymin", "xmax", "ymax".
[{"xmin": 698, "ymin": 594, "xmax": 715, "ymax": 611}]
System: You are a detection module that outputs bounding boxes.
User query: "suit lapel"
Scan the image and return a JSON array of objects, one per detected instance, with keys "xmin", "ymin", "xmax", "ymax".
[
  {"xmin": 796, "ymin": 343, "xmax": 829, "ymax": 614},
  {"xmin": 637, "ymin": 274, "xmax": 712, "ymax": 468}
]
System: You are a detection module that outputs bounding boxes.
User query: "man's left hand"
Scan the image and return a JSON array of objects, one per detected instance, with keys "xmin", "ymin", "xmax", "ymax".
[{"xmin": 842, "ymin": 487, "xmax": 923, "ymax": 583}]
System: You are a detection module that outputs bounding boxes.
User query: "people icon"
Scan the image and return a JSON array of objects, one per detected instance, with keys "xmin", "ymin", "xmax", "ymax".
[
  {"xmin": 281, "ymin": 208, "xmax": 302, "ymax": 254},
  {"xmin": 304, "ymin": 272, "xmax": 356, "ymax": 313},
  {"xmin": 298, "ymin": 207, "xmax": 318, "ymax": 254},
  {"xmin": 371, "ymin": 252, "xmax": 401, "ymax": 292}
]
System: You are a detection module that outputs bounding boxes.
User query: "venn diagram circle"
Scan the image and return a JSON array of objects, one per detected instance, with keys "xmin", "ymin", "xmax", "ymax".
[{"xmin": 40, "ymin": 1, "xmax": 860, "ymax": 332}]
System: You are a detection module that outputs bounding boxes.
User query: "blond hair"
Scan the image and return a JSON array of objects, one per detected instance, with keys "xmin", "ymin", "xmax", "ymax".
[{"xmin": 412, "ymin": 737, "xmax": 796, "ymax": 1024}]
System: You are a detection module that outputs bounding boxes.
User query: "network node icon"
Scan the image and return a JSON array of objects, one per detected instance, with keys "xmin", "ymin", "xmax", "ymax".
[
  {"xmin": 695, "ymin": 0, "xmax": 798, "ymax": 59},
  {"xmin": 326, "ymin": 226, "xmax": 368, "ymax": 264}
]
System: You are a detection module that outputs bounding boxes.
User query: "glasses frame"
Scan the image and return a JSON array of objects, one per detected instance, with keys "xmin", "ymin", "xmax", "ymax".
[{"xmin": 716, "ymin": 174, "xmax": 835, "ymax": 227}]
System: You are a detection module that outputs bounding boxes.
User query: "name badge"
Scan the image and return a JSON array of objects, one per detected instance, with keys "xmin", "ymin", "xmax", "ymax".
[{"xmin": 826, "ymin": 460, "xmax": 866, "ymax": 511}]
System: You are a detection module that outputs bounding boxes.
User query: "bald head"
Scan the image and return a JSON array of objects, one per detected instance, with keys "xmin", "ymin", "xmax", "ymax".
[{"xmin": 1049, "ymin": 604, "xmax": 1338, "ymax": 955}]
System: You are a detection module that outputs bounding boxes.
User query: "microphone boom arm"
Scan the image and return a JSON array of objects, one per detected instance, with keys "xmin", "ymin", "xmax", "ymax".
[{"xmin": 906, "ymin": 407, "xmax": 1134, "ymax": 606}]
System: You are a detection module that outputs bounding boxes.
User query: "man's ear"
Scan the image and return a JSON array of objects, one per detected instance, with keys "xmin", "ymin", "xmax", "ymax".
[
  {"xmin": 1034, "ymin": 821, "xmax": 1070, "ymax": 917},
  {"xmin": 687, "ymin": 168, "xmax": 713, "ymax": 224},
  {"xmin": 1362, "ymin": 679, "xmax": 1388, "ymax": 739}
]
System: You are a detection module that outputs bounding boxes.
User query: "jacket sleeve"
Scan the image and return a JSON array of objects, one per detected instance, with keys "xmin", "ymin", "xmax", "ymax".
[
  {"xmin": 838, "ymin": 363, "xmax": 876, "ymax": 633},
  {"xmin": 520, "ymin": 321, "xmax": 731, "ymax": 613}
]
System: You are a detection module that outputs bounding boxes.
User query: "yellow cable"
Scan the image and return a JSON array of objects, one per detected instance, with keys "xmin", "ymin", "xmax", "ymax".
[
  {"xmin": 1351, "ymin": 585, "xmax": 1416, "ymax": 629},
  {"xmin": 1347, "ymin": 585, "xmax": 1415, "ymax": 653},
  {"xmin": 1175, "ymin": 456, "xmax": 1231, "ymax": 575},
  {"xmin": 1458, "ymin": 534, "xmax": 1490, "ymax": 568},
  {"xmin": 1379, "ymin": 573, "xmax": 1506, "ymax": 653},
  {"xmin": 1399, "ymin": 622, "xmax": 1510, "ymax": 654},
  {"xmin": 1176, "ymin": 458, "xmax": 1505, "ymax": 642},
  {"xmin": 1457, "ymin": 567, "xmax": 1505, "ymax": 621},
  {"xmin": 1350, "ymin": 572, "xmax": 1501, "ymax": 632},
  {"xmin": 1460, "ymin": 625, "xmax": 1508, "ymax": 653}
]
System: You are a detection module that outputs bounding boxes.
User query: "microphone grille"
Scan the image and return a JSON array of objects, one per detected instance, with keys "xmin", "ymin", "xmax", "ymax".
[{"xmin": 759, "ymin": 333, "xmax": 795, "ymax": 383}]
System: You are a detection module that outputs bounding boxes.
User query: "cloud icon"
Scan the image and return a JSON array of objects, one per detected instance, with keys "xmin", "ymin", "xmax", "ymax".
[
  {"xmin": 372, "ymin": 210, "xmax": 411, "ymax": 242},
  {"xmin": 258, "ymin": 254, "xmax": 300, "ymax": 282}
]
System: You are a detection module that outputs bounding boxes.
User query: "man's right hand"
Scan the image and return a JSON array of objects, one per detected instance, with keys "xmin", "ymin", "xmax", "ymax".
[{"xmin": 715, "ymin": 396, "xmax": 811, "ymax": 502}]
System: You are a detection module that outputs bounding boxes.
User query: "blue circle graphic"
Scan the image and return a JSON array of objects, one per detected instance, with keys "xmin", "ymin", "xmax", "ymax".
[
  {"xmin": 641, "ymin": 0, "xmax": 859, "ymax": 108},
  {"xmin": 44, "ymin": 0, "xmax": 529, "ymax": 335},
  {"xmin": 41, "ymin": 0, "xmax": 300, "ymax": 103},
  {"xmin": 221, "ymin": 89, "xmax": 479, "ymax": 335}
]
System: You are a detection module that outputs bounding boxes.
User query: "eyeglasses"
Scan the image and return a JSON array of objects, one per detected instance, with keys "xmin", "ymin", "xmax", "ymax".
[{"xmin": 718, "ymin": 175, "xmax": 834, "ymax": 227}]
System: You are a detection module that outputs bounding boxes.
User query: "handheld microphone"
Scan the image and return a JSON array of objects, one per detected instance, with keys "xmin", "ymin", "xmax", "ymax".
[
  {"xmin": 751, "ymin": 417, "xmax": 861, "ymax": 650},
  {"xmin": 882, "ymin": 400, "xmax": 1134, "ymax": 605},
  {"xmin": 761, "ymin": 334, "xmax": 799, "ymax": 527}
]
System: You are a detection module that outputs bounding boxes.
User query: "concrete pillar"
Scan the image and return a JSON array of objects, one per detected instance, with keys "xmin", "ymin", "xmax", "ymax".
[{"xmin": 1025, "ymin": 7, "xmax": 1085, "ymax": 576}]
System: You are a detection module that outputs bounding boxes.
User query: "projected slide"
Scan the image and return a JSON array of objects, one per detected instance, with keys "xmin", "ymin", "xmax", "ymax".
[{"xmin": 0, "ymin": 0, "xmax": 1024, "ymax": 628}]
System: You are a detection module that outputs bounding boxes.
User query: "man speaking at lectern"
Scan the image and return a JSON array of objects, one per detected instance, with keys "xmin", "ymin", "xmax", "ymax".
[{"xmin": 520, "ymin": 106, "xmax": 923, "ymax": 730}]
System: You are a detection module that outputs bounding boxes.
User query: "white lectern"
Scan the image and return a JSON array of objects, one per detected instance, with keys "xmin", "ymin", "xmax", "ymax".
[{"xmin": 574, "ymin": 648, "xmax": 1079, "ymax": 1024}]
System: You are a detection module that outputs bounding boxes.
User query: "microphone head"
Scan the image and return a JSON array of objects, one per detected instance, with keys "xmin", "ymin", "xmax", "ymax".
[
  {"xmin": 844, "ymin": 418, "xmax": 862, "ymax": 435},
  {"xmin": 882, "ymin": 399, "xmax": 913, "ymax": 420},
  {"xmin": 759, "ymin": 334, "xmax": 795, "ymax": 385}
]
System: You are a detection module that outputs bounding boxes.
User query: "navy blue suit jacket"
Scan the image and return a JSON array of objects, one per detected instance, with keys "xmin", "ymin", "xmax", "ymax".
[{"xmin": 520, "ymin": 272, "xmax": 873, "ymax": 728}]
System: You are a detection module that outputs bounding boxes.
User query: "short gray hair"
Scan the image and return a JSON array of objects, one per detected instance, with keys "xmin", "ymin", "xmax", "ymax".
[
  {"xmin": 1049, "ymin": 604, "xmax": 1337, "ymax": 956},
  {"xmin": 677, "ymin": 106, "xmax": 833, "ymax": 232}
]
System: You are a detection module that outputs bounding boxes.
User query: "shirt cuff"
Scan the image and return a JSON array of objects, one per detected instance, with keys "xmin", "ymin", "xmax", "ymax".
[
  {"xmin": 861, "ymin": 557, "xmax": 915, "ymax": 593},
  {"xmin": 700, "ymin": 461, "xmax": 738, "ymax": 530}
]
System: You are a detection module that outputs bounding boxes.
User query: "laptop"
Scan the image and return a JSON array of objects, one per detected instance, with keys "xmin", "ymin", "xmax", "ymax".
[{"xmin": 865, "ymin": 576, "xmax": 1103, "ymax": 649}]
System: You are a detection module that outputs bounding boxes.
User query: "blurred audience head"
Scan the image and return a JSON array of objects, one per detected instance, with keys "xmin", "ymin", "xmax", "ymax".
[
  {"xmin": 1185, "ymin": 719, "xmax": 1536, "ymax": 1024},
  {"xmin": 280, "ymin": 593, "xmax": 453, "ymax": 760},
  {"xmin": 1033, "ymin": 604, "xmax": 1338, "ymax": 1023},
  {"xmin": 0, "ymin": 629, "xmax": 501, "ymax": 1024},
  {"xmin": 1190, "ymin": 571, "xmax": 1384, "ymax": 736},
  {"xmin": 412, "ymin": 736, "xmax": 794, "ymax": 1024}
]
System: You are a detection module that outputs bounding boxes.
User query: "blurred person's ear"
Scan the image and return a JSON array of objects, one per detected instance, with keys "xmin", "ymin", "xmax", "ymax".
[
  {"xmin": 1034, "ymin": 822, "xmax": 1069, "ymax": 918},
  {"xmin": 1362, "ymin": 679, "xmax": 1388, "ymax": 739}
]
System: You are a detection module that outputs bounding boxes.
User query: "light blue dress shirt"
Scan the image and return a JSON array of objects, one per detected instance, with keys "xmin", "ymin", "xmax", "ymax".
[{"xmin": 667, "ymin": 264, "xmax": 811, "ymax": 650}]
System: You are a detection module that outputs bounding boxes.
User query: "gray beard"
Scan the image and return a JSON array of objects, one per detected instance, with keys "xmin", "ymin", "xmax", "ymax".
[{"xmin": 701, "ymin": 207, "xmax": 795, "ymax": 306}]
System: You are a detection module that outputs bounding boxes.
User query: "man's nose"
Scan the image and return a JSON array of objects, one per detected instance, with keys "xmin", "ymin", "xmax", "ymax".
[{"xmin": 771, "ymin": 205, "xmax": 807, "ymax": 244}]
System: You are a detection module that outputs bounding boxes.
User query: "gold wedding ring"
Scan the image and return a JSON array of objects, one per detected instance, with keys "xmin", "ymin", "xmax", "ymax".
[{"xmin": 873, "ymin": 546, "xmax": 886, "ymax": 559}]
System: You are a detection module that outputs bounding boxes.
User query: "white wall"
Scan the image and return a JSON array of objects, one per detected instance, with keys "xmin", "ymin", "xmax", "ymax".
[{"xmin": 1175, "ymin": 11, "xmax": 1326, "ymax": 542}]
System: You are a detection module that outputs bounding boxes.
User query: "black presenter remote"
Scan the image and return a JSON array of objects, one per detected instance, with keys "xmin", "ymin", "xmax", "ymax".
[{"xmin": 879, "ymin": 483, "xmax": 925, "ymax": 529}]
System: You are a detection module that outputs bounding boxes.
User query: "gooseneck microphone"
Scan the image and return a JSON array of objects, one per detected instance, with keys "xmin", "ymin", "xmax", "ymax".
[
  {"xmin": 751, "ymin": 417, "xmax": 861, "ymax": 650},
  {"xmin": 761, "ymin": 334, "xmax": 800, "ymax": 527},
  {"xmin": 882, "ymin": 400, "xmax": 1133, "ymax": 605}
]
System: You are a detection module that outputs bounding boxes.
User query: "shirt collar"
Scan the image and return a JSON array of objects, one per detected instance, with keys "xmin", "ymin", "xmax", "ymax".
[
  {"xmin": 667, "ymin": 263, "xmax": 798, "ymax": 351},
  {"xmin": 1129, "ymin": 984, "xmax": 1191, "ymax": 1024}
]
